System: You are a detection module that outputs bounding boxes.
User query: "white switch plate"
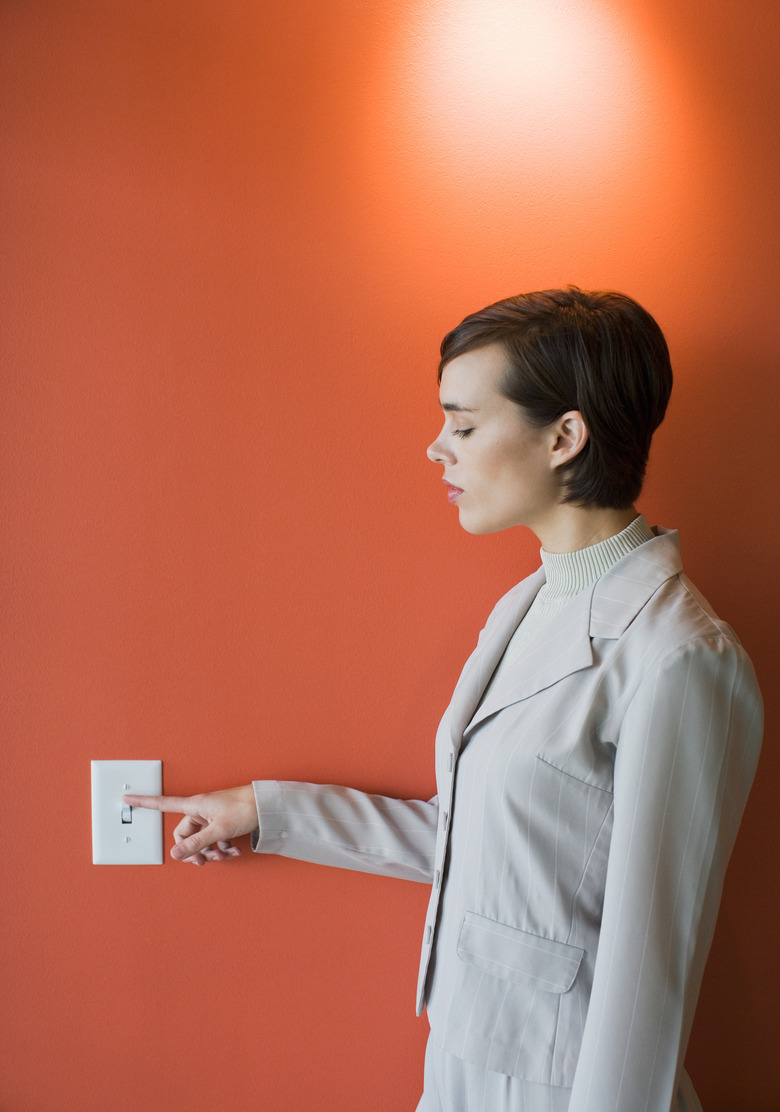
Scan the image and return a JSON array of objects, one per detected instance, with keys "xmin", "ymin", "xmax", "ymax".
[{"xmin": 91, "ymin": 760, "xmax": 163, "ymax": 864}]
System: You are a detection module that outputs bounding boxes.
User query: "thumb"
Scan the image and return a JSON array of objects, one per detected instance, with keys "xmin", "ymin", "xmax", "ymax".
[{"xmin": 170, "ymin": 824, "xmax": 217, "ymax": 862}]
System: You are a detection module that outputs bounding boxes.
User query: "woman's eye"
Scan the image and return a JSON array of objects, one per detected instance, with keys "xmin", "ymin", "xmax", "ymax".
[{"xmin": 453, "ymin": 428, "xmax": 474, "ymax": 439}]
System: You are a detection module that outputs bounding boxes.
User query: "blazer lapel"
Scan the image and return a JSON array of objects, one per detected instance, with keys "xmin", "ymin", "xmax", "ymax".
[
  {"xmin": 465, "ymin": 583, "xmax": 594, "ymax": 735},
  {"xmin": 462, "ymin": 528, "xmax": 683, "ymax": 737},
  {"xmin": 447, "ymin": 568, "xmax": 545, "ymax": 752}
]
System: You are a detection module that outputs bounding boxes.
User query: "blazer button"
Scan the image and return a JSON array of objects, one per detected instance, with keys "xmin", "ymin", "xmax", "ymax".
[
  {"xmin": 448, "ymin": 752, "xmax": 454, "ymax": 772},
  {"xmin": 435, "ymin": 869, "xmax": 441, "ymax": 888},
  {"xmin": 426, "ymin": 925, "xmax": 432, "ymax": 944},
  {"xmin": 442, "ymin": 811, "xmax": 449, "ymax": 829}
]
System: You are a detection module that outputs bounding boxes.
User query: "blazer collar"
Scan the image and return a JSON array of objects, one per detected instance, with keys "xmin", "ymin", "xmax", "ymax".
[
  {"xmin": 456, "ymin": 527, "xmax": 682, "ymax": 742},
  {"xmin": 447, "ymin": 567, "xmax": 545, "ymax": 750},
  {"xmin": 588, "ymin": 526, "xmax": 681, "ymax": 638}
]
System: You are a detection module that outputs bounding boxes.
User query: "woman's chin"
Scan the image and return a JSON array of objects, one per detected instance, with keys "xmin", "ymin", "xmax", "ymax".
[{"xmin": 457, "ymin": 510, "xmax": 501, "ymax": 536}]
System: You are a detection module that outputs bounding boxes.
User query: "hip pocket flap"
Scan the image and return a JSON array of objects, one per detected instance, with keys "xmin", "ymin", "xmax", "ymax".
[{"xmin": 456, "ymin": 912, "xmax": 584, "ymax": 994}]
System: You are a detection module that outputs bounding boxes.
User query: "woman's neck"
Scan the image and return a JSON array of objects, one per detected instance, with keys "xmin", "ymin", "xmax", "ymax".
[{"xmin": 534, "ymin": 504, "xmax": 640, "ymax": 554}]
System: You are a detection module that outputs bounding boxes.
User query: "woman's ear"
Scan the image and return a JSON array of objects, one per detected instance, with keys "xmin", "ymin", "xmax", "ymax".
[{"xmin": 550, "ymin": 411, "xmax": 589, "ymax": 468}]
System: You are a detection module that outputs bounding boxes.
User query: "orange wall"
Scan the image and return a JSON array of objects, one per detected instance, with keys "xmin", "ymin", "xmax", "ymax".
[{"xmin": 2, "ymin": 2, "xmax": 778, "ymax": 1109}]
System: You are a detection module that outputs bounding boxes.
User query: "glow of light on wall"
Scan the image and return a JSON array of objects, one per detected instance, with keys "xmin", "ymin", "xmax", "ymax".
[
  {"xmin": 399, "ymin": 0, "xmax": 664, "ymax": 171},
  {"xmin": 357, "ymin": 0, "xmax": 703, "ymax": 264}
]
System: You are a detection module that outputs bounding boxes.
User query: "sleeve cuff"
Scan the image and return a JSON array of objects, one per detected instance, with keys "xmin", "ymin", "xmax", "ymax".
[{"xmin": 250, "ymin": 779, "xmax": 287, "ymax": 853}]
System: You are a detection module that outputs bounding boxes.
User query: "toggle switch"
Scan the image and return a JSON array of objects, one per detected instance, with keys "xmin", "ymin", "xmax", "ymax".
[{"xmin": 91, "ymin": 760, "xmax": 163, "ymax": 864}]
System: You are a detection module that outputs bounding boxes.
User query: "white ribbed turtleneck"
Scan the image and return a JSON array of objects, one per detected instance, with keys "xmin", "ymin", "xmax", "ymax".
[{"xmin": 481, "ymin": 514, "xmax": 654, "ymax": 701}]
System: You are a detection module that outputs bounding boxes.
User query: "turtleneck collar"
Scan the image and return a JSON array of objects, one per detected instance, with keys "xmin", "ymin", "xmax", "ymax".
[{"xmin": 539, "ymin": 514, "xmax": 655, "ymax": 600}]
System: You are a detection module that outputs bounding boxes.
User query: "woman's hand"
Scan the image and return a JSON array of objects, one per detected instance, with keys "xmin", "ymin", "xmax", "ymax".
[{"xmin": 122, "ymin": 784, "xmax": 258, "ymax": 865}]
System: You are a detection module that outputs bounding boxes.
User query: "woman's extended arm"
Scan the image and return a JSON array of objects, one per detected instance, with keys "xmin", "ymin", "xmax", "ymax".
[
  {"xmin": 124, "ymin": 782, "xmax": 439, "ymax": 882},
  {"xmin": 250, "ymin": 781, "xmax": 438, "ymax": 883}
]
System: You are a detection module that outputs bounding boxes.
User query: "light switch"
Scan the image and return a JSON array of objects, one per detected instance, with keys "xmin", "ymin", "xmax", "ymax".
[{"xmin": 91, "ymin": 760, "xmax": 163, "ymax": 864}]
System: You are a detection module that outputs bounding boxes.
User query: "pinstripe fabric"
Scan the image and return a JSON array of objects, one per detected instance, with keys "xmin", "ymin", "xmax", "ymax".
[
  {"xmin": 485, "ymin": 516, "xmax": 654, "ymax": 687},
  {"xmin": 251, "ymin": 529, "xmax": 762, "ymax": 1112},
  {"xmin": 415, "ymin": 1036, "xmax": 704, "ymax": 1112},
  {"xmin": 417, "ymin": 1033, "xmax": 572, "ymax": 1112}
]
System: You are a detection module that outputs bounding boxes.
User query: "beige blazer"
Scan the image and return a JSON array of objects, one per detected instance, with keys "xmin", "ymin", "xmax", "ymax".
[{"xmin": 252, "ymin": 528, "xmax": 762, "ymax": 1112}]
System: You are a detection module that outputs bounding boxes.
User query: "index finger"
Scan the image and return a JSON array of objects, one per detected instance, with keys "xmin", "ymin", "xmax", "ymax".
[{"xmin": 121, "ymin": 794, "xmax": 200, "ymax": 814}]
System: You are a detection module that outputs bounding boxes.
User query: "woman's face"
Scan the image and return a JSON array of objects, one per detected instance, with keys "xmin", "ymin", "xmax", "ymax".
[{"xmin": 427, "ymin": 343, "xmax": 560, "ymax": 536}]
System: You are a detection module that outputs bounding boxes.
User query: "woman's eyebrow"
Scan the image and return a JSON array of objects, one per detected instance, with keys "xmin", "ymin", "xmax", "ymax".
[{"xmin": 441, "ymin": 402, "xmax": 478, "ymax": 413}]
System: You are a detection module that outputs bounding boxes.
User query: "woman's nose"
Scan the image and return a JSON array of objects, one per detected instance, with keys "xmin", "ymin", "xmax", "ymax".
[{"xmin": 427, "ymin": 434, "xmax": 450, "ymax": 463}]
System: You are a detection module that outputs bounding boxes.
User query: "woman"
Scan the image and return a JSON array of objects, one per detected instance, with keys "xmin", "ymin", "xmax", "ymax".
[{"xmin": 125, "ymin": 288, "xmax": 763, "ymax": 1112}]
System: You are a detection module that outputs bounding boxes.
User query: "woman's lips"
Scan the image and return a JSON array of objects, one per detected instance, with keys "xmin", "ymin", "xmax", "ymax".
[{"xmin": 444, "ymin": 480, "xmax": 464, "ymax": 503}]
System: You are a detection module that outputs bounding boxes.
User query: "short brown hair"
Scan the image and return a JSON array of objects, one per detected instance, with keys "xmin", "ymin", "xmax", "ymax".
[{"xmin": 438, "ymin": 287, "xmax": 672, "ymax": 508}]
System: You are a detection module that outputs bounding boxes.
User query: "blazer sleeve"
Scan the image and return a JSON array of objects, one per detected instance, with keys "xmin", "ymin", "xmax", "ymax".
[
  {"xmin": 567, "ymin": 632, "xmax": 763, "ymax": 1112},
  {"xmin": 250, "ymin": 780, "xmax": 438, "ymax": 884}
]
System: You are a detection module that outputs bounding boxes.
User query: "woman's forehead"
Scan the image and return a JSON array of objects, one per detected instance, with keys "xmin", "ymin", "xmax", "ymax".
[{"xmin": 439, "ymin": 344, "xmax": 509, "ymax": 409}]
